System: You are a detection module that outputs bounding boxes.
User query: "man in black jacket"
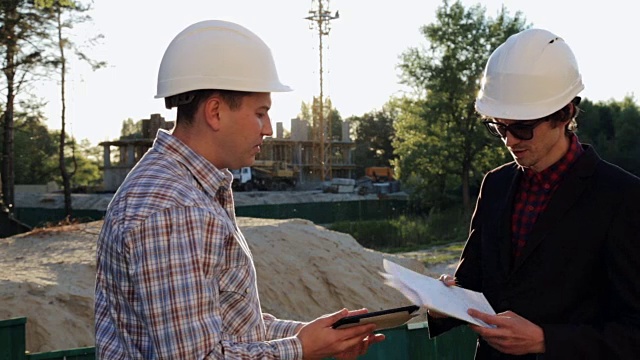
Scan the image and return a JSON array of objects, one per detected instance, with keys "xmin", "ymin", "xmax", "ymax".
[{"xmin": 427, "ymin": 28, "xmax": 640, "ymax": 359}]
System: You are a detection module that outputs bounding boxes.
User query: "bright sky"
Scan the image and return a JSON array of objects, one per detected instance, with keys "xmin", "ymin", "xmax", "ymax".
[{"xmin": 34, "ymin": 0, "xmax": 639, "ymax": 146}]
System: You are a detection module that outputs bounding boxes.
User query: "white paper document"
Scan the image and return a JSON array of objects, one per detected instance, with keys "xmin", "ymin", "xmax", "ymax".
[{"xmin": 382, "ymin": 259, "xmax": 496, "ymax": 327}]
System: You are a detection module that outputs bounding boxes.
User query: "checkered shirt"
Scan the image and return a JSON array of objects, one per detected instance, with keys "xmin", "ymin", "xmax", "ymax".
[
  {"xmin": 511, "ymin": 134, "xmax": 584, "ymax": 259},
  {"xmin": 95, "ymin": 129, "xmax": 304, "ymax": 359}
]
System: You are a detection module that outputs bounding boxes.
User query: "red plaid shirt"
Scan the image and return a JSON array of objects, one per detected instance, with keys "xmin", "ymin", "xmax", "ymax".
[{"xmin": 511, "ymin": 134, "xmax": 584, "ymax": 258}]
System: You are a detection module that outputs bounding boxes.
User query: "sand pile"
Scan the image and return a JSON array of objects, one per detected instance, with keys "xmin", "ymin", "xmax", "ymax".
[{"xmin": 0, "ymin": 218, "xmax": 427, "ymax": 353}]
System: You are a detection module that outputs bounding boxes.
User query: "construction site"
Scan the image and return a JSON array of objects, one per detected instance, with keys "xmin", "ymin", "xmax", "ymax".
[
  {"xmin": 99, "ymin": 0, "xmax": 403, "ymax": 198},
  {"xmin": 0, "ymin": 1, "xmax": 437, "ymax": 360},
  {"xmin": 99, "ymin": 114, "xmax": 359, "ymax": 193},
  {"xmin": 8, "ymin": 0, "xmax": 405, "ymax": 233}
]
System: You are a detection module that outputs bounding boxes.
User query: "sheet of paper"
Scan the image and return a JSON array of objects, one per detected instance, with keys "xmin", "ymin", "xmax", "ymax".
[{"xmin": 382, "ymin": 259, "xmax": 495, "ymax": 327}]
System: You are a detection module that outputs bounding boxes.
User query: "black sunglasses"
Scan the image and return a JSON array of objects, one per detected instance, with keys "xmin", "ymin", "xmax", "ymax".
[{"xmin": 482, "ymin": 118, "xmax": 550, "ymax": 140}]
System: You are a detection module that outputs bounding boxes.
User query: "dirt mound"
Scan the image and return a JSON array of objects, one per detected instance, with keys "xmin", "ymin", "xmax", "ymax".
[{"xmin": 0, "ymin": 218, "xmax": 426, "ymax": 352}]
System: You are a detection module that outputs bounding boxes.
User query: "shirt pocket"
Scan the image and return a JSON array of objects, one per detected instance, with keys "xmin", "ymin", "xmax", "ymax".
[{"xmin": 217, "ymin": 264, "xmax": 261, "ymax": 337}]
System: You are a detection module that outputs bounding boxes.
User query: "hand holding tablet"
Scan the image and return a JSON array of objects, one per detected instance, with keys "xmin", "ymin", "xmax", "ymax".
[{"xmin": 331, "ymin": 305, "xmax": 420, "ymax": 331}]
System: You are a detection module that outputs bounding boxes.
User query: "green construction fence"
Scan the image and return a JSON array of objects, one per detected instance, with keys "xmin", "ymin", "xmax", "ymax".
[
  {"xmin": 15, "ymin": 199, "xmax": 410, "ymax": 228},
  {"xmin": 235, "ymin": 199, "xmax": 409, "ymax": 224},
  {"xmin": 1, "ymin": 317, "xmax": 476, "ymax": 360},
  {"xmin": 0, "ymin": 317, "xmax": 26, "ymax": 360},
  {"xmin": 0, "ymin": 317, "xmax": 94, "ymax": 360}
]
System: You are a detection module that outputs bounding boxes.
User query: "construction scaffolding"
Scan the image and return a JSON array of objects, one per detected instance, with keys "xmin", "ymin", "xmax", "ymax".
[
  {"xmin": 258, "ymin": 118, "xmax": 355, "ymax": 187},
  {"xmin": 99, "ymin": 115, "xmax": 355, "ymax": 192}
]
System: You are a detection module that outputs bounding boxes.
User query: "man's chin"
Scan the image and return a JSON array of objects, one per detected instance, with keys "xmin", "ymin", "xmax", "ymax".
[
  {"xmin": 513, "ymin": 158, "xmax": 533, "ymax": 169},
  {"xmin": 239, "ymin": 159, "xmax": 256, "ymax": 168}
]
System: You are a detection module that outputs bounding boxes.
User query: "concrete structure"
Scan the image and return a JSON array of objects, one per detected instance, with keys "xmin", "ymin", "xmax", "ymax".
[
  {"xmin": 100, "ymin": 114, "xmax": 174, "ymax": 192},
  {"xmin": 100, "ymin": 115, "xmax": 355, "ymax": 192},
  {"xmin": 264, "ymin": 118, "xmax": 355, "ymax": 185},
  {"xmin": 15, "ymin": 182, "xmax": 60, "ymax": 194}
]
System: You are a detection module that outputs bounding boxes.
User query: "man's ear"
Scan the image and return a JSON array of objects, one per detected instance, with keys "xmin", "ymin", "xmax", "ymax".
[{"xmin": 202, "ymin": 96, "xmax": 222, "ymax": 131}]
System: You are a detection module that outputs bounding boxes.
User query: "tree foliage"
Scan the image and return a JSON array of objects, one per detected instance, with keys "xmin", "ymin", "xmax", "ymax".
[
  {"xmin": 577, "ymin": 96, "xmax": 640, "ymax": 176},
  {"xmin": 0, "ymin": 0, "xmax": 55, "ymax": 211},
  {"xmin": 394, "ymin": 0, "xmax": 527, "ymax": 211},
  {"xmin": 13, "ymin": 99, "xmax": 58, "ymax": 184},
  {"xmin": 1, "ymin": 0, "xmax": 103, "ymax": 215},
  {"xmin": 298, "ymin": 97, "xmax": 344, "ymax": 141},
  {"xmin": 49, "ymin": 130, "xmax": 101, "ymax": 188},
  {"xmin": 120, "ymin": 117, "xmax": 143, "ymax": 138},
  {"xmin": 42, "ymin": 0, "xmax": 105, "ymax": 216},
  {"xmin": 1, "ymin": 98, "xmax": 101, "ymax": 187},
  {"xmin": 347, "ymin": 101, "xmax": 398, "ymax": 177}
]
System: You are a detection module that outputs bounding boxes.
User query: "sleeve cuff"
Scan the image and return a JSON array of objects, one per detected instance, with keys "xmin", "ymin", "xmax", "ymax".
[
  {"xmin": 263, "ymin": 313, "xmax": 306, "ymax": 339},
  {"xmin": 270, "ymin": 336, "xmax": 304, "ymax": 360}
]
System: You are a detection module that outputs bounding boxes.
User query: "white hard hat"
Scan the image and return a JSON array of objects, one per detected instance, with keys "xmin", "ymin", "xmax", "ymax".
[
  {"xmin": 155, "ymin": 20, "xmax": 291, "ymax": 100},
  {"xmin": 475, "ymin": 28, "xmax": 584, "ymax": 120}
]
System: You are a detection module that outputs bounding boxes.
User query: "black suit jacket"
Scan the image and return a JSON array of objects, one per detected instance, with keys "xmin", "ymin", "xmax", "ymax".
[{"xmin": 428, "ymin": 145, "xmax": 640, "ymax": 359}]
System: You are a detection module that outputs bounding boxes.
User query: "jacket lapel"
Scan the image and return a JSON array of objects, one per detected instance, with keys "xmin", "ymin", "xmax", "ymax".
[
  {"xmin": 511, "ymin": 146, "xmax": 599, "ymax": 273},
  {"xmin": 499, "ymin": 168, "xmax": 521, "ymax": 277}
]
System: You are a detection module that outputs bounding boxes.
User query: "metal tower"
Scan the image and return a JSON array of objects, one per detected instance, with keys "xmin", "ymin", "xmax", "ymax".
[{"xmin": 305, "ymin": 0, "xmax": 339, "ymax": 182}]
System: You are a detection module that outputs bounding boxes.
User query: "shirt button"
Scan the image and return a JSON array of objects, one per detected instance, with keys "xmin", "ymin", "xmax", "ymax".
[
  {"xmin": 527, "ymin": 205, "xmax": 534, "ymax": 211},
  {"xmin": 245, "ymin": 288, "xmax": 250, "ymax": 294},
  {"xmin": 544, "ymin": 184, "xmax": 550, "ymax": 189}
]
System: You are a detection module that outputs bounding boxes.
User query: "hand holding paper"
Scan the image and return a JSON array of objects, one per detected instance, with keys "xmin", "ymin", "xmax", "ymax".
[{"xmin": 381, "ymin": 259, "xmax": 495, "ymax": 327}]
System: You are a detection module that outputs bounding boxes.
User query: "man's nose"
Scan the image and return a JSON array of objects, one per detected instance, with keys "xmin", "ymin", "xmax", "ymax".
[
  {"xmin": 504, "ymin": 131, "xmax": 520, "ymax": 147},
  {"xmin": 262, "ymin": 115, "xmax": 273, "ymax": 137}
]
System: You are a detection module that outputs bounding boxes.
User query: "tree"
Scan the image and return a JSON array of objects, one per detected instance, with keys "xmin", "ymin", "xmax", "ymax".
[
  {"xmin": 13, "ymin": 98, "xmax": 57, "ymax": 184},
  {"xmin": 48, "ymin": 133, "xmax": 101, "ymax": 189},
  {"xmin": 0, "ymin": 0, "xmax": 54, "ymax": 213},
  {"xmin": 120, "ymin": 117, "xmax": 142, "ymax": 138},
  {"xmin": 73, "ymin": 138, "xmax": 101, "ymax": 187},
  {"xmin": 5, "ymin": 101, "xmax": 102, "ymax": 188},
  {"xmin": 298, "ymin": 97, "xmax": 344, "ymax": 141},
  {"xmin": 44, "ymin": 0, "xmax": 105, "ymax": 217},
  {"xmin": 394, "ymin": 0, "xmax": 526, "ymax": 211},
  {"xmin": 348, "ymin": 101, "xmax": 398, "ymax": 177},
  {"xmin": 577, "ymin": 96, "xmax": 640, "ymax": 176},
  {"xmin": 298, "ymin": 97, "xmax": 345, "ymax": 179}
]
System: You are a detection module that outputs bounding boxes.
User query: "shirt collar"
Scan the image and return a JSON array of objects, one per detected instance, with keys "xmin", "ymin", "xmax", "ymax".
[
  {"xmin": 152, "ymin": 129, "xmax": 232, "ymax": 196},
  {"xmin": 523, "ymin": 133, "xmax": 583, "ymax": 185}
]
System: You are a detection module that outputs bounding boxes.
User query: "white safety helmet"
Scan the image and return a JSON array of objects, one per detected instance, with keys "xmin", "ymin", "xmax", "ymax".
[
  {"xmin": 475, "ymin": 28, "xmax": 584, "ymax": 120},
  {"xmin": 155, "ymin": 20, "xmax": 291, "ymax": 106}
]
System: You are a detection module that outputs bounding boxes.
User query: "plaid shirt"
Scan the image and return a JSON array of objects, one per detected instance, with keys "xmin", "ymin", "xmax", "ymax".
[
  {"xmin": 511, "ymin": 134, "xmax": 584, "ymax": 258},
  {"xmin": 95, "ymin": 130, "xmax": 304, "ymax": 359}
]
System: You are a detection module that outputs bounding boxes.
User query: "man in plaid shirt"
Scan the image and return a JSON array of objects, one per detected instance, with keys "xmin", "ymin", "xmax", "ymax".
[
  {"xmin": 95, "ymin": 20, "xmax": 383, "ymax": 359},
  {"xmin": 426, "ymin": 29, "xmax": 640, "ymax": 359}
]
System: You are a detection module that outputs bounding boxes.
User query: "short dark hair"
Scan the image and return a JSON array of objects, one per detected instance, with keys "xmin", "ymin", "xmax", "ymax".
[
  {"xmin": 547, "ymin": 97, "xmax": 581, "ymax": 134},
  {"xmin": 171, "ymin": 89, "xmax": 250, "ymax": 125}
]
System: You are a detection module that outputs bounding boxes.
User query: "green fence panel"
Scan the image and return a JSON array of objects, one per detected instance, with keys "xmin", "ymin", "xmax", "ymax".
[
  {"xmin": 235, "ymin": 199, "xmax": 409, "ymax": 224},
  {"xmin": 14, "ymin": 208, "xmax": 105, "ymax": 228},
  {"xmin": 15, "ymin": 199, "xmax": 408, "ymax": 230},
  {"xmin": 18, "ymin": 328, "xmax": 474, "ymax": 360},
  {"xmin": 357, "ymin": 322, "xmax": 477, "ymax": 360},
  {"xmin": 0, "ymin": 317, "xmax": 27, "ymax": 360},
  {"xmin": 27, "ymin": 347, "xmax": 95, "ymax": 360},
  {"xmin": 358, "ymin": 325, "xmax": 409, "ymax": 360},
  {"xmin": 3, "ymin": 320, "xmax": 475, "ymax": 360},
  {"xmin": 428, "ymin": 326, "xmax": 478, "ymax": 359}
]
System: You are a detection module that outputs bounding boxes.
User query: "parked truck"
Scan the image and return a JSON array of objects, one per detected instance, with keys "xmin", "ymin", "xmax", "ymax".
[{"xmin": 231, "ymin": 160, "xmax": 299, "ymax": 191}]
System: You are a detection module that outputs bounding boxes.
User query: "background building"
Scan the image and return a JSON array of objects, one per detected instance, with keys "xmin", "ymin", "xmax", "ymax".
[{"xmin": 100, "ymin": 114, "xmax": 355, "ymax": 192}]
